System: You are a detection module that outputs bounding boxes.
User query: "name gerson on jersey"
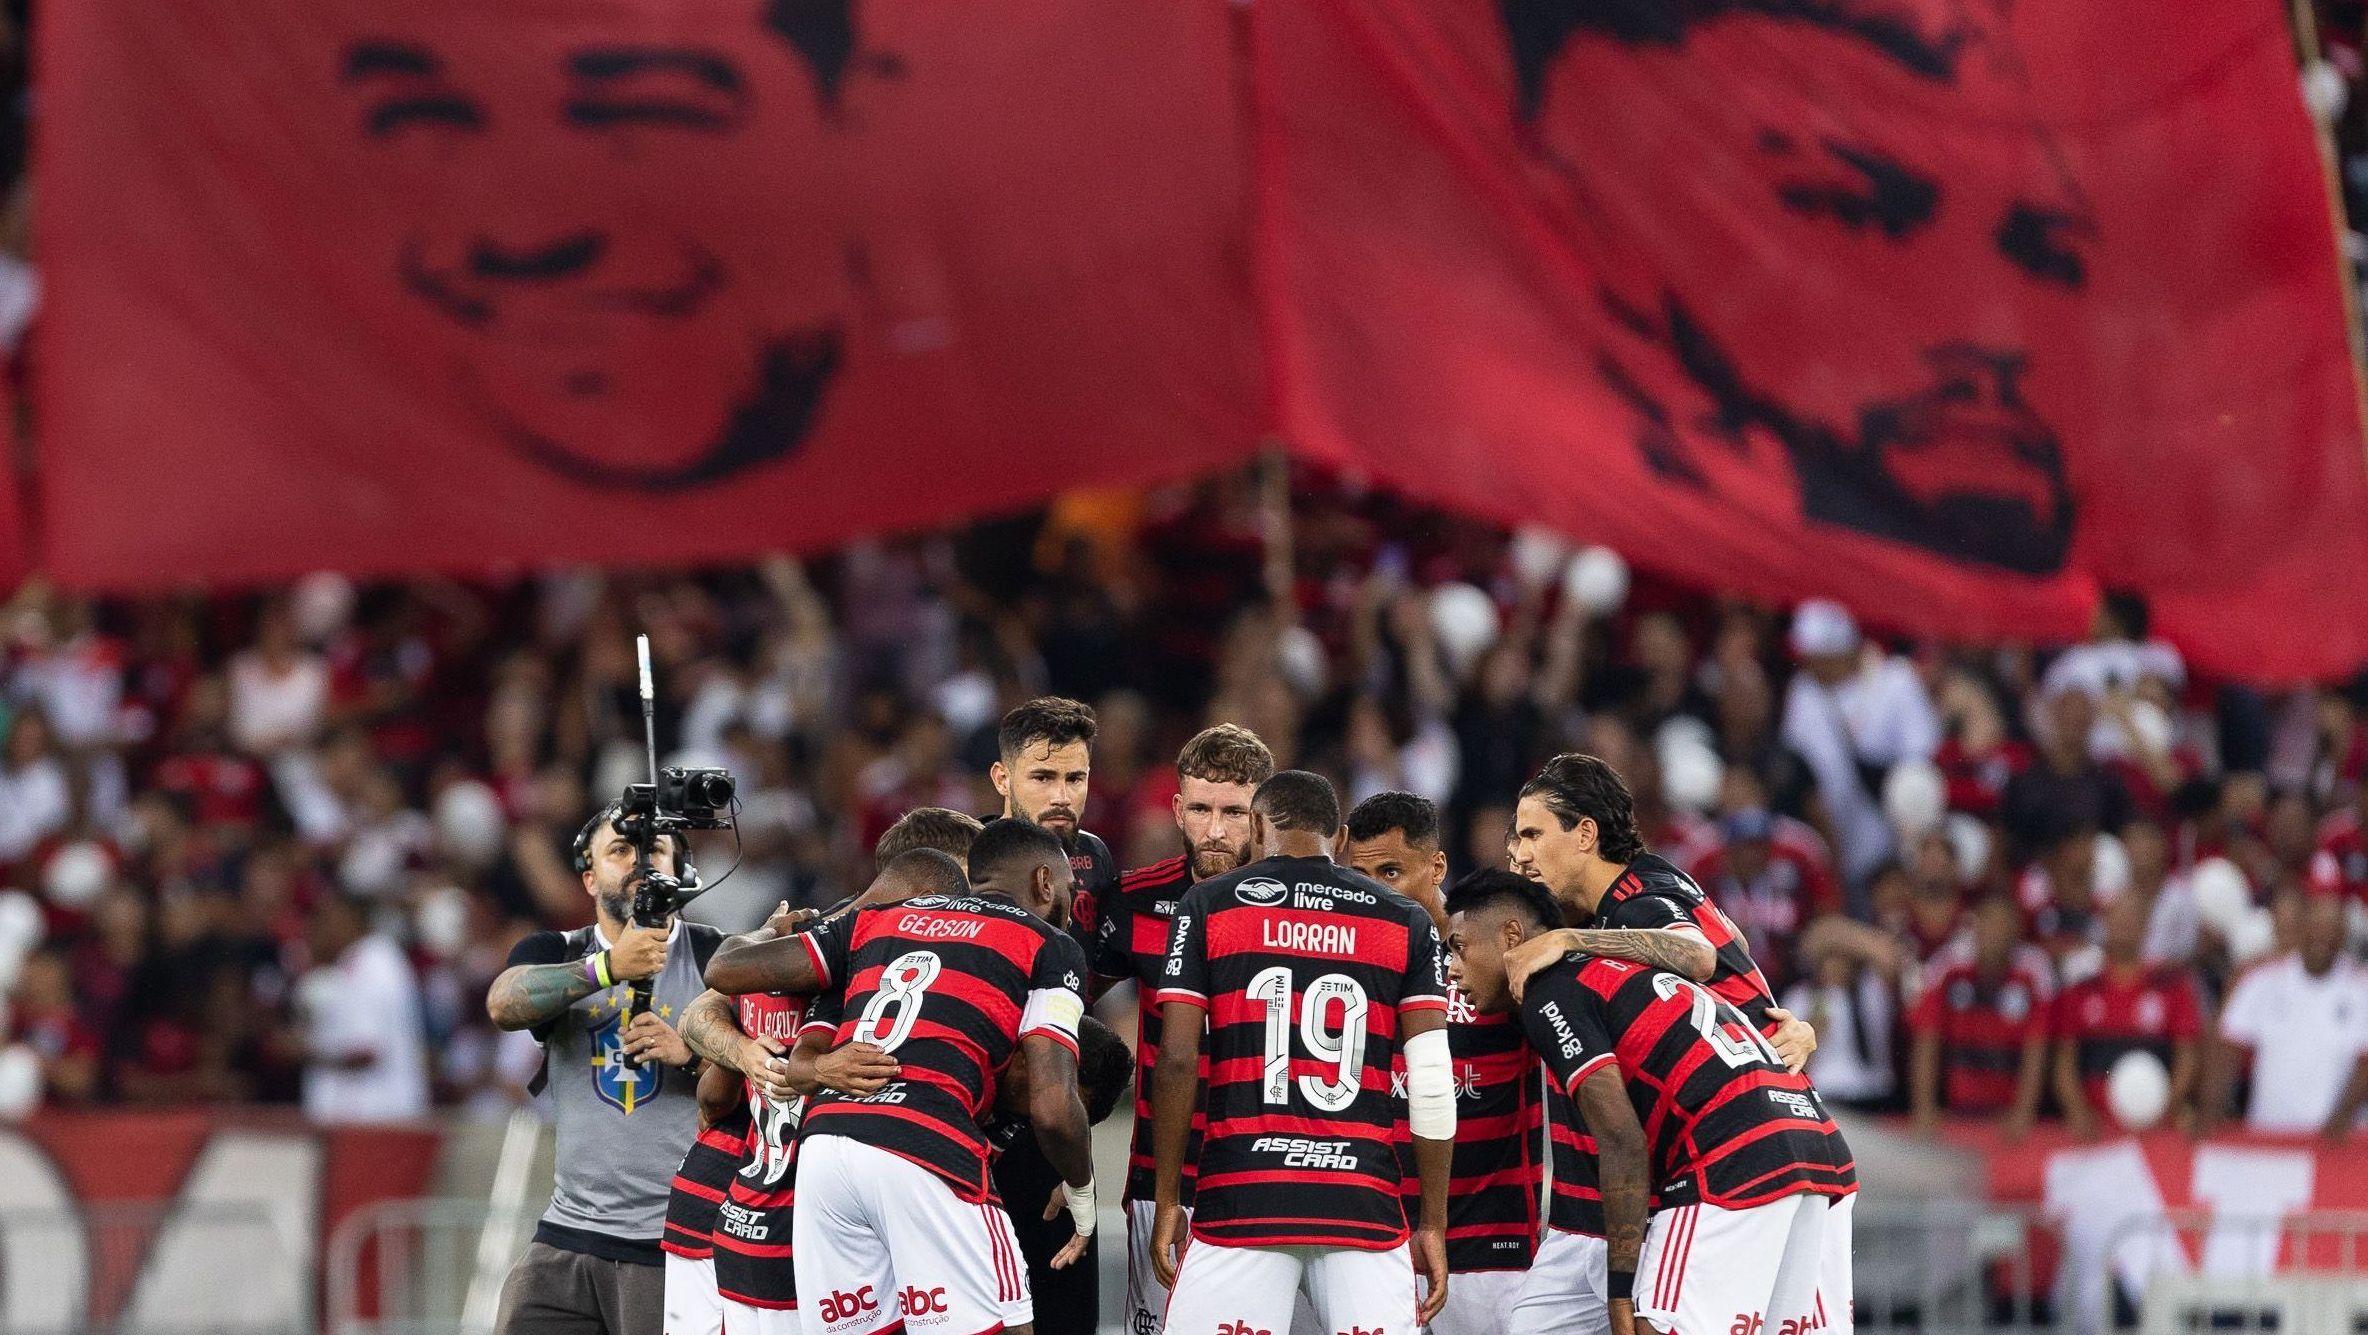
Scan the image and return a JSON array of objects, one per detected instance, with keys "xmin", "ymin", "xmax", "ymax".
[
  {"xmin": 711, "ymin": 990, "xmax": 811, "ymax": 1309},
  {"xmin": 1089, "ymin": 853, "xmax": 1209, "ymax": 1204},
  {"xmin": 1595, "ymin": 853, "xmax": 1777, "ymax": 1028},
  {"xmin": 796, "ymin": 894, "xmax": 1088, "ymax": 1204},
  {"xmin": 1157, "ymin": 854, "xmax": 1448, "ymax": 1251},
  {"xmin": 1522, "ymin": 956, "xmax": 1856, "ymax": 1211},
  {"xmin": 1392, "ymin": 984, "xmax": 1543, "ymax": 1270}
]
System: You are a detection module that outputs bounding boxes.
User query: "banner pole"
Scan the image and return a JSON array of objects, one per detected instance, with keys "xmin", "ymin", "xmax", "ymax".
[
  {"xmin": 2289, "ymin": 0, "xmax": 2368, "ymax": 463},
  {"xmin": 1258, "ymin": 442, "xmax": 1294, "ymax": 616}
]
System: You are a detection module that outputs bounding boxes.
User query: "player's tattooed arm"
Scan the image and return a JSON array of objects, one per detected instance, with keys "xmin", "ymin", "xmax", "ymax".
[
  {"xmin": 1504, "ymin": 926, "xmax": 1715, "ymax": 1000},
  {"xmin": 678, "ymin": 989, "xmax": 749, "ymax": 1072},
  {"xmin": 1575, "ymin": 1065, "xmax": 1651, "ymax": 1311},
  {"xmin": 486, "ymin": 961, "xmax": 604, "ymax": 1031},
  {"xmin": 705, "ymin": 934, "xmax": 825, "ymax": 996}
]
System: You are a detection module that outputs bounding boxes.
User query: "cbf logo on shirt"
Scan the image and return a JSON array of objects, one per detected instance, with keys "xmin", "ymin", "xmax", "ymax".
[{"xmin": 587, "ymin": 1007, "xmax": 664, "ymax": 1114}]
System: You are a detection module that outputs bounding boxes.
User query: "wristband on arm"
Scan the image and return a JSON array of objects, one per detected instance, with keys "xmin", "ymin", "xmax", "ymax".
[
  {"xmin": 1607, "ymin": 1269, "xmax": 1635, "ymax": 1302},
  {"xmin": 583, "ymin": 951, "xmax": 614, "ymax": 989}
]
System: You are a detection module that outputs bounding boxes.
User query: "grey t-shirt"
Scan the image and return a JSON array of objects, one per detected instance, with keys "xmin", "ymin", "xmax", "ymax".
[{"xmin": 506, "ymin": 920, "xmax": 722, "ymax": 1263}]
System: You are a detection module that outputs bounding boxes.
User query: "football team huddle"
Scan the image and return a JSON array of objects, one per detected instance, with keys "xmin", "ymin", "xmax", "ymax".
[{"xmin": 660, "ymin": 697, "xmax": 1856, "ymax": 1335}]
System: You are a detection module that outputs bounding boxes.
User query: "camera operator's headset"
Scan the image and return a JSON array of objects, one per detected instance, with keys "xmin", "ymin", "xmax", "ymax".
[
  {"xmin": 571, "ymin": 801, "xmax": 698, "ymax": 886},
  {"xmin": 523, "ymin": 806, "xmax": 695, "ymax": 1097}
]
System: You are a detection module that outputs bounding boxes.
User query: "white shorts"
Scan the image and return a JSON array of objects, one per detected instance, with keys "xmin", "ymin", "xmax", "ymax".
[
  {"xmin": 1635, "ymin": 1195, "xmax": 1832, "ymax": 1335},
  {"xmin": 722, "ymin": 1297, "xmax": 801, "ymax": 1335},
  {"xmin": 1818, "ymin": 1192, "xmax": 1855, "ymax": 1335},
  {"xmin": 791, "ymin": 1135, "xmax": 1031, "ymax": 1335},
  {"xmin": 1162, "ymin": 1239, "xmax": 1416, "ymax": 1335},
  {"xmin": 1430, "ymin": 1266, "xmax": 1523, "ymax": 1335},
  {"xmin": 666, "ymin": 1253, "xmax": 724, "ymax": 1335},
  {"xmin": 1508, "ymin": 1231, "xmax": 1607, "ymax": 1335},
  {"xmin": 1126, "ymin": 1198, "xmax": 1186, "ymax": 1335}
]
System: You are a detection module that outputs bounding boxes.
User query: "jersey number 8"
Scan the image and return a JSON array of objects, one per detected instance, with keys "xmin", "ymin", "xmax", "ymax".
[
  {"xmin": 1246, "ymin": 966, "xmax": 1370, "ymax": 1112},
  {"xmin": 853, "ymin": 950, "xmax": 942, "ymax": 1052}
]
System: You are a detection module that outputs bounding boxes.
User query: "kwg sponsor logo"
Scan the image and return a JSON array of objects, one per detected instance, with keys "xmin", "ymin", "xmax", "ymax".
[
  {"xmin": 817, "ymin": 1287, "xmax": 878, "ymax": 1323},
  {"xmin": 1236, "ymin": 878, "xmax": 1290, "ymax": 906}
]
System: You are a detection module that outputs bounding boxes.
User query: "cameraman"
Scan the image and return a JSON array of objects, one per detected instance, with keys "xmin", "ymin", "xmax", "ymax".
[{"xmin": 486, "ymin": 803, "xmax": 726, "ymax": 1335}]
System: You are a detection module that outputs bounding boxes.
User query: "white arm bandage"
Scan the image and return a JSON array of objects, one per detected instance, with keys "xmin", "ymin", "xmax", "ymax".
[
  {"xmin": 1404, "ymin": 1027, "xmax": 1457, "ymax": 1140},
  {"xmin": 1064, "ymin": 1177, "xmax": 1098, "ymax": 1236}
]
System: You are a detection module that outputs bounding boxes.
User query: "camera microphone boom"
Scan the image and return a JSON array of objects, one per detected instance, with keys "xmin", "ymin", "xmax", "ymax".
[{"xmin": 616, "ymin": 635, "xmax": 738, "ymax": 1069}]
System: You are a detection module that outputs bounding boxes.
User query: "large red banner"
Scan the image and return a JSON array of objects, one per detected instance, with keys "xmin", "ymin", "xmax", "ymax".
[
  {"xmin": 1253, "ymin": 0, "xmax": 2368, "ymax": 680},
  {"xmin": 34, "ymin": 0, "xmax": 1261, "ymax": 585},
  {"xmin": 34, "ymin": 0, "xmax": 2368, "ymax": 678}
]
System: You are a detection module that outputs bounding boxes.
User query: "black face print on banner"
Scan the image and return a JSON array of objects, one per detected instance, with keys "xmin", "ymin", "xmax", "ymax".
[
  {"xmin": 1499, "ymin": 0, "xmax": 2089, "ymax": 574},
  {"xmin": 341, "ymin": 1, "xmax": 883, "ymax": 491}
]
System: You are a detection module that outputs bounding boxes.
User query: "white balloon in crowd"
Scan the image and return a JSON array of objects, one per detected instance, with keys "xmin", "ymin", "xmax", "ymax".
[
  {"xmin": 2106, "ymin": 1050, "xmax": 2171, "ymax": 1132},
  {"xmin": 1945, "ymin": 812, "xmax": 1992, "ymax": 885},
  {"xmin": 2188, "ymin": 858, "xmax": 2253, "ymax": 937},
  {"xmin": 1564, "ymin": 546, "xmax": 1630, "ymax": 616},
  {"xmin": 0, "ymin": 1045, "xmax": 40, "ymax": 1122},
  {"xmin": 1660, "ymin": 739, "xmax": 1724, "ymax": 814},
  {"xmin": 1277, "ymin": 624, "xmax": 1328, "ymax": 697},
  {"xmin": 414, "ymin": 884, "xmax": 474, "ymax": 962},
  {"xmin": 0, "ymin": 889, "xmax": 42, "ymax": 994},
  {"xmin": 434, "ymin": 779, "xmax": 509, "ymax": 871},
  {"xmin": 1428, "ymin": 582, "xmax": 1501, "ymax": 670},
  {"xmin": 2090, "ymin": 833, "xmax": 2131, "ymax": 901},
  {"xmin": 1509, "ymin": 527, "xmax": 1571, "ymax": 587},
  {"xmin": 2228, "ymin": 906, "xmax": 2277, "ymax": 963},
  {"xmin": 290, "ymin": 570, "xmax": 355, "ymax": 645},
  {"xmin": 42, "ymin": 840, "xmax": 112, "ymax": 909},
  {"xmin": 1880, "ymin": 760, "xmax": 1946, "ymax": 844}
]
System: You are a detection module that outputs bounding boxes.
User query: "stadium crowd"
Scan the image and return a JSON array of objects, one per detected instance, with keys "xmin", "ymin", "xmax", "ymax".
[{"xmin": 0, "ymin": 465, "xmax": 2361, "ymax": 1134}]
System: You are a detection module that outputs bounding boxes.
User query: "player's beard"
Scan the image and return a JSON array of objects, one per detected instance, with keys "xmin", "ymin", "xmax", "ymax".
[
  {"xmin": 1189, "ymin": 838, "xmax": 1250, "ymax": 881},
  {"xmin": 1029, "ymin": 805, "xmax": 1081, "ymax": 852}
]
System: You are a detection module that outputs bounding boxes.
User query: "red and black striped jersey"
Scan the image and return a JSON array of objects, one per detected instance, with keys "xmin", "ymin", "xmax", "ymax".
[
  {"xmin": 1392, "ymin": 984, "xmax": 1543, "ymax": 1271},
  {"xmin": 1544, "ymin": 1078, "xmax": 1602, "ymax": 1236},
  {"xmin": 662, "ymin": 1112, "xmax": 749, "ymax": 1260},
  {"xmin": 1157, "ymin": 854, "xmax": 1449, "ymax": 1251},
  {"xmin": 712, "ymin": 992, "xmax": 810, "ymax": 1309},
  {"xmin": 1088, "ymin": 853, "xmax": 1209, "ymax": 1205},
  {"xmin": 796, "ymin": 893, "xmax": 1088, "ymax": 1204},
  {"xmin": 1523, "ymin": 956, "xmax": 1857, "ymax": 1210},
  {"xmin": 1597, "ymin": 854, "xmax": 1777, "ymax": 1027}
]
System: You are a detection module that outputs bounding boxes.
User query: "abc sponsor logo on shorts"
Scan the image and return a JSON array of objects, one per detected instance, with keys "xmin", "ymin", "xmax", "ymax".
[
  {"xmin": 818, "ymin": 1287, "xmax": 879, "ymax": 1324},
  {"xmin": 1218, "ymin": 1323, "xmax": 1273, "ymax": 1335},
  {"xmin": 1249, "ymin": 1135, "xmax": 1357, "ymax": 1169},
  {"xmin": 1236, "ymin": 878, "xmax": 1290, "ymax": 906},
  {"xmin": 1337, "ymin": 1326, "xmax": 1386, "ymax": 1335},
  {"xmin": 898, "ymin": 1286, "xmax": 949, "ymax": 1316},
  {"xmin": 1728, "ymin": 1315, "xmax": 1825, "ymax": 1335}
]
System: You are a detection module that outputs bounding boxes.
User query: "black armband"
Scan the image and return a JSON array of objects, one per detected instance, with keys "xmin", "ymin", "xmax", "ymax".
[{"xmin": 1607, "ymin": 1268, "xmax": 1635, "ymax": 1302}]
